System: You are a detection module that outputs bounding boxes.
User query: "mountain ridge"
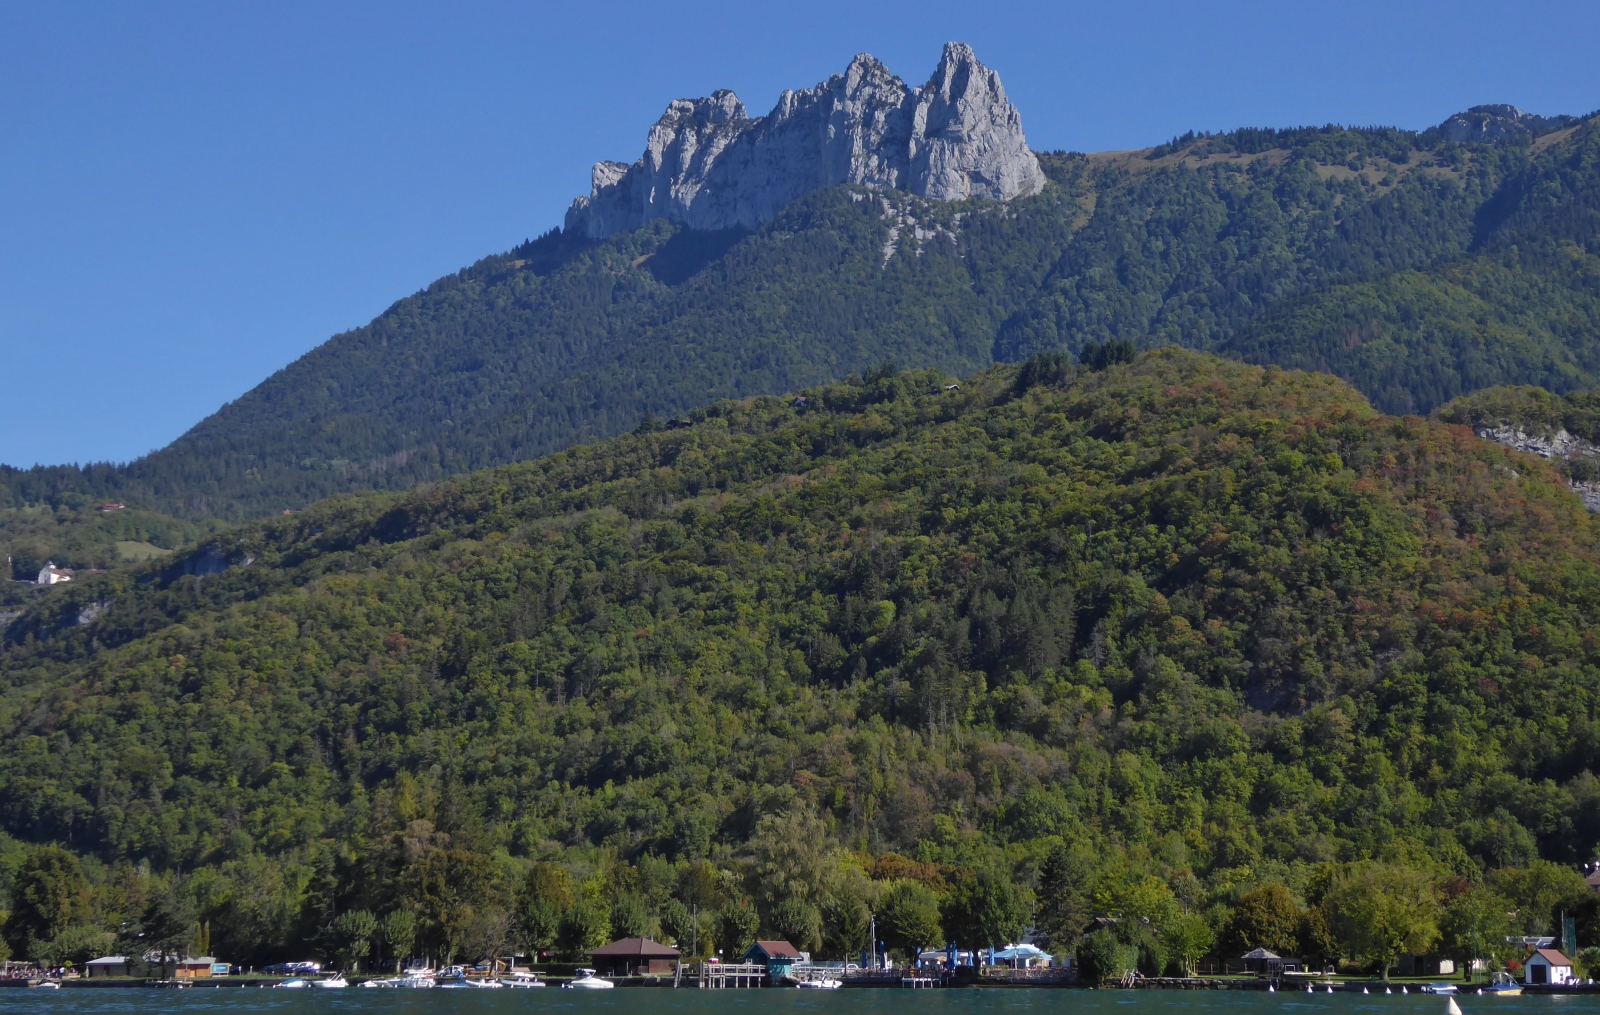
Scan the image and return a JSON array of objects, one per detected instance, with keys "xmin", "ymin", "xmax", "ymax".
[{"xmin": 4, "ymin": 94, "xmax": 1599, "ymax": 579}]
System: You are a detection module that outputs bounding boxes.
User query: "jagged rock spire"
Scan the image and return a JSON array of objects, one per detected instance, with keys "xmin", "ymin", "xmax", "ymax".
[{"xmin": 565, "ymin": 43, "xmax": 1046, "ymax": 239}]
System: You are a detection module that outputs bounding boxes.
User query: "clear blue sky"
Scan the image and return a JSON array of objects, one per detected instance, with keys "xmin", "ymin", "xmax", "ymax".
[{"xmin": 3, "ymin": 0, "xmax": 1597, "ymax": 467}]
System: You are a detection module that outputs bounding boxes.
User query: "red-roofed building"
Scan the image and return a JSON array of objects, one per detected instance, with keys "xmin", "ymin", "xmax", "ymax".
[
  {"xmin": 1525, "ymin": 948, "xmax": 1574, "ymax": 986},
  {"xmin": 744, "ymin": 940, "xmax": 803, "ymax": 978}
]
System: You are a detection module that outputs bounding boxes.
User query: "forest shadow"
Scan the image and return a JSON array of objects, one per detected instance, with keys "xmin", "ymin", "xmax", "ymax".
[{"xmin": 646, "ymin": 227, "xmax": 750, "ymax": 286}]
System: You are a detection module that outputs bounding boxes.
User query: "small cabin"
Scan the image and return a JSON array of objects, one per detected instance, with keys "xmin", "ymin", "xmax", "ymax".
[
  {"xmin": 744, "ymin": 940, "xmax": 803, "ymax": 979},
  {"xmin": 175, "ymin": 956, "xmax": 218, "ymax": 979},
  {"xmin": 1525, "ymin": 948, "xmax": 1575, "ymax": 985},
  {"xmin": 587, "ymin": 937, "xmax": 681, "ymax": 977},
  {"xmin": 85, "ymin": 956, "xmax": 133, "ymax": 978}
]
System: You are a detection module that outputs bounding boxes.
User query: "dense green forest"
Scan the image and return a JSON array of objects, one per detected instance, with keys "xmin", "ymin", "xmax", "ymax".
[
  {"xmin": 6, "ymin": 111, "xmax": 1600, "ymax": 568},
  {"xmin": 3, "ymin": 352, "xmax": 1598, "ymax": 975}
]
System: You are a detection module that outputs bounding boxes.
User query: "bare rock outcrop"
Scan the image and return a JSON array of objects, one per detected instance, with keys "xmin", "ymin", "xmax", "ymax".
[
  {"xmin": 565, "ymin": 43, "xmax": 1046, "ymax": 239},
  {"xmin": 1476, "ymin": 424, "xmax": 1600, "ymax": 512},
  {"xmin": 1438, "ymin": 104, "xmax": 1575, "ymax": 144}
]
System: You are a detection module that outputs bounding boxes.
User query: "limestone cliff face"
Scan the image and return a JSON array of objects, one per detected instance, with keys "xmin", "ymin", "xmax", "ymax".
[{"xmin": 565, "ymin": 43, "xmax": 1047, "ymax": 239}]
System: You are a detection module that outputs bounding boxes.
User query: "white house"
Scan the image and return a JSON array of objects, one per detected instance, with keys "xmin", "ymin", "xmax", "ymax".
[
  {"xmin": 1525, "ymin": 948, "xmax": 1575, "ymax": 986},
  {"xmin": 36, "ymin": 562, "xmax": 72, "ymax": 585}
]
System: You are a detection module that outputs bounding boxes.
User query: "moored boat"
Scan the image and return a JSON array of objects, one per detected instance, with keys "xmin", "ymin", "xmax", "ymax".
[
  {"xmin": 562, "ymin": 968, "xmax": 614, "ymax": 990},
  {"xmin": 1480, "ymin": 972, "xmax": 1522, "ymax": 996},
  {"xmin": 503, "ymin": 971, "xmax": 546, "ymax": 988}
]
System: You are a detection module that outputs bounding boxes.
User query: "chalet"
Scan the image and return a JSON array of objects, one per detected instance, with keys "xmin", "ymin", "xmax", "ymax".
[
  {"xmin": 587, "ymin": 938, "xmax": 680, "ymax": 977},
  {"xmin": 1586, "ymin": 866, "xmax": 1600, "ymax": 894},
  {"xmin": 1525, "ymin": 948, "xmax": 1575, "ymax": 986},
  {"xmin": 744, "ymin": 940, "xmax": 803, "ymax": 979},
  {"xmin": 36, "ymin": 562, "xmax": 72, "ymax": 585}
]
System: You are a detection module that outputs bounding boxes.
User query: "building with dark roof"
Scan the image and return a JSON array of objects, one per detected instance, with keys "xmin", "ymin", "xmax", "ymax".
[{"xmin": 587, "ymin": 938, "xmax": 680, "ymax": 977}]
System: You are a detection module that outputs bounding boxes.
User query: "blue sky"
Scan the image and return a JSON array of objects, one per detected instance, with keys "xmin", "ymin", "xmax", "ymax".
[{"xmin": 3, "ymin": 0, "xmax": 1598, "ymax": 467}]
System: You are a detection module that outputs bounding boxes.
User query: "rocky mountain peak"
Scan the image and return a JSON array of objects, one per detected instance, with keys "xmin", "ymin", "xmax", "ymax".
[
  {"xmin": 1438, "ymin": 103, "xmax": 1575, "ymax": 143},
  {"xmin": 565, "ymin": 43, "xmax": 1046, "ymax": 239}
]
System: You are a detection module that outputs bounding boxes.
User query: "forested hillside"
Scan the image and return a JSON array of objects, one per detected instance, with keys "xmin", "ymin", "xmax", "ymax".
[
  {"xmin": 7, "ymin": 111, "xmax": 1600, "ymax": 563},
  {"xmin": 3, "ymin": 352, "xmax": 1598, "ymax": 973}
]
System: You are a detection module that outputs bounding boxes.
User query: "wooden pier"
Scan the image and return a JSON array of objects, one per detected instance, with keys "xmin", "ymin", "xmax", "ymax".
[{"xmin": 697, "ymin": 962, "xmax": 766, "ymax": 988}]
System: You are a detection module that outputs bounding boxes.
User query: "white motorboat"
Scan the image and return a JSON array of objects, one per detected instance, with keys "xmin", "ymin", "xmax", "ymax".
[
  {"xmin": 503, "ymin": 971, "xmax": 546, "ymax": 988},
  {"xmin": 1422, "ymin": 984, "xmax": 1459, "ymax": 995},
  {"xmin": 563, "ymin": 968, "xmax": 614, "ymax": 990},
  {"xmin": 32, "ymin": 982, "xmax": 61, "ymax": 990},
  {"xmin": 796, "ymin": 978, "xmax": 842, "ymax": 989},
  {"xmin": 315, "ymin": 975, "xmax": 348, "ymax": 989},
  {"xmin": 1480, "ymin": 972, "xmax": 1523, "ymax": 997},
  {"xmin": 275, "ymin": 979, "xmax": 309, "ymax": 989}
]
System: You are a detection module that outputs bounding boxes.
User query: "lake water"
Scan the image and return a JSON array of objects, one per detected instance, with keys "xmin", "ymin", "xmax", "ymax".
[{"xmin": 1, "ymin": 988, "xmax": 1597, "ymax": 1015}]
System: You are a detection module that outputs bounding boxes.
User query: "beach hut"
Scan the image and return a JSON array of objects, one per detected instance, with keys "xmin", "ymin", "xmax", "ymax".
[{"xmin": 1525, "ymin": 949, "xmax": 1575, "ymax": 986}]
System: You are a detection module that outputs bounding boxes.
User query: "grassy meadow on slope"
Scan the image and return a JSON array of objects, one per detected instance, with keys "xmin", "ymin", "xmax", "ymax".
[{"xmin": 3, "ymin": 351, "xmax": 1598, "ymax": 969}]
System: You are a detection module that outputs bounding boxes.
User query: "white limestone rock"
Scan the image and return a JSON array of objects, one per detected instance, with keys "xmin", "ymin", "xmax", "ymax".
[
  {"xmin": 565, "ymin": 43, "xmax": 1046, "ymax": 239},
  {"xmin": 1476, "ymin": 424, "xmax": 1600, "ymax": 512}
]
